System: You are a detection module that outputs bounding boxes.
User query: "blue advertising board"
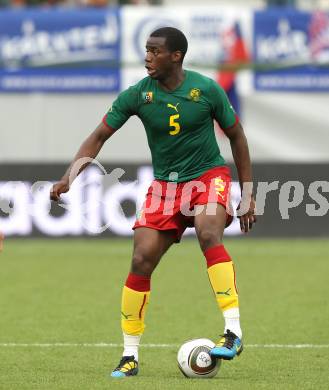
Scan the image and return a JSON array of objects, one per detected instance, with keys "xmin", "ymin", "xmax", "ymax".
[
  {"xmin": 0, "ymin": 9, "xmax": 121, "ymax": 93},
  {"xmin": 254, "ymin": 9, "xmax": 329, "ymax": 91}
]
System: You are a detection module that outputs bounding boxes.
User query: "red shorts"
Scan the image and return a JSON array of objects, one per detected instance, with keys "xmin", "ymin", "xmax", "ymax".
[{"xmin": 133, "ymin": 166, "xmax": 233, "ymax": 242}]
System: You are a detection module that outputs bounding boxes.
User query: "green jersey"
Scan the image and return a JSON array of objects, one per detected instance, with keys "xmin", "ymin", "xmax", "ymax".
[{"xmin": 104, "ymin": 70, "xmax": 237, "ymax": 182}]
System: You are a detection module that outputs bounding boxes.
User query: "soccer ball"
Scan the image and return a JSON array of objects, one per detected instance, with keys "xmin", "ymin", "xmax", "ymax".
[{"xmin": 177, "ymin": 338, "xmax": 221, "ymax": 378}]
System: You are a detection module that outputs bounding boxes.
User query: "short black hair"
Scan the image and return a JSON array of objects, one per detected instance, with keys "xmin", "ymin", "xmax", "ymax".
[{"xmin": 150, "ymin": 27, "xmax": 188, "ymax": 62}]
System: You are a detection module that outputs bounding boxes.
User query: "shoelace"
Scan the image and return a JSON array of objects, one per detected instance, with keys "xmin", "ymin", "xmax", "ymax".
[
  {"xmin": 221, "ymin": 331, "xmax": 236, "ymax": 349},
  {"xmin": 114, "ymin": 356, "xmax": 135, "ymax": 371}
]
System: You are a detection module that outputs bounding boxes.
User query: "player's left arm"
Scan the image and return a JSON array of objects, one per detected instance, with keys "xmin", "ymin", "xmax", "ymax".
[{"xmin": 223, "ymin": 121, "xmax": 256, "ymax": 233}]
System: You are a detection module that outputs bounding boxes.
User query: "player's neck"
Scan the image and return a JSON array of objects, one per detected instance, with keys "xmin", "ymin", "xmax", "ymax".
[{"xmin": 157, "ymin": 68, "xmax": 185, "ymax": 92}]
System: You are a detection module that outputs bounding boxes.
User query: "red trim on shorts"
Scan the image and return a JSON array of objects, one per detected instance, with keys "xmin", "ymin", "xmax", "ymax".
[
  {"xmin": 222, "ymin": 114, "xmax": 239, "ymax": 130},
  {"xmin": 102, "ymin": 115, "xmax": 116, "ymax": 133},
  {"xmin": 139, "ymin": 294, "xmax": 147, "ymax": 319},
  {"xmin": 204, "ymin": 245, "xmax": 232, "ymax": 268},
  {"xmin": 125, "ymin": 273, "xmax": 150, "ymax": 292}
]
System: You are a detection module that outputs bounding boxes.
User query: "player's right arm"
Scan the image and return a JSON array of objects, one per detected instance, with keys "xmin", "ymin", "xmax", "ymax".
[{"xmin": 50, "ymin": 122, "xmax": 116, "ymax": 202}]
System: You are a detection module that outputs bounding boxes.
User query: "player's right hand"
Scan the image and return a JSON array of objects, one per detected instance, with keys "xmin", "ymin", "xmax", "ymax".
[{"xmin": 50, "ymin": 180, "xmax": 69, "ymax": 202}]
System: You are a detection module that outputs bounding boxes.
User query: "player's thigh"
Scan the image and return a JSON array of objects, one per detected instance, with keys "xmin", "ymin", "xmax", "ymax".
[
  {"xmin": 194, "ymin": 203, "xmax": 227, "ymax": 251},
  {"xmin": 132, "ymin": 227, "xmax": 176, "ymax": 268}
]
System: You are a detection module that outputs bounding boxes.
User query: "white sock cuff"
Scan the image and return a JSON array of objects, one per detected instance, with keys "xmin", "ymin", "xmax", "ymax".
[{"xmin": 123, "ymin": 333, "xmax": 141, "ymax": 344}]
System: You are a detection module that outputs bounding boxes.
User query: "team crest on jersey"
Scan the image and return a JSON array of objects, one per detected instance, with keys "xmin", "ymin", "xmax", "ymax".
[
  {"xmin": 189, "ymin": 88, "xmax": 201, "ymax": 102},
  {"xmin": 142, "ymin": 91, "xmax": 153, "ymax": 104}
]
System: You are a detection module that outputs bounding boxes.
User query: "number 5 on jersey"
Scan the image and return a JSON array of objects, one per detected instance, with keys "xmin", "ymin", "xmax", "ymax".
[{"xmin": 169, "ymin": 114, "xmax": 180, "ymax": 135}]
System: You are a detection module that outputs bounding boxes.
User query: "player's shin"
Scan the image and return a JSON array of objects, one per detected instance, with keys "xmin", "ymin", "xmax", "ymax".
[
  {"xmin": 121, "ymin": 273, "xmax": 151, "ymax": 360},
  {"xmin": 204, "ymin": 245, "xmax": 242, "ymax": 339}
]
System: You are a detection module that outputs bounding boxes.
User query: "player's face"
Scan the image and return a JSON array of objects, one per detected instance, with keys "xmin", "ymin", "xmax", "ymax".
[{"xmin": 145, "ymin": 36, "xmax": 176, "ymax": 80}]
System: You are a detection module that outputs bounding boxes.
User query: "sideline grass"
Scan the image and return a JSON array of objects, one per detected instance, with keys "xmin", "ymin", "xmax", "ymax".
[{"xmin": 0, "ymin": 238, "xmax": 328, "ymax": 389}]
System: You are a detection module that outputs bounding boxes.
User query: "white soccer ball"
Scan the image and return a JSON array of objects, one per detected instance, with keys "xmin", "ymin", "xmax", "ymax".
[{"xmin": 177, "ymin": 338, "xmax": 221, "ymax": 378}]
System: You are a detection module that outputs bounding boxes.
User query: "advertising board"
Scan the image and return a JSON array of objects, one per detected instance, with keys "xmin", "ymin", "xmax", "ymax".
[
  {"xmin": 0, "ymin": 163, "xmax": 328, "ymax": 238},
  {"xmin": 254, "ymin": 10, "xmax": 329, "ymax": 91},
  {"xmin": 0, "ymin": 9, "xmax": 121, "ymax": 92}
]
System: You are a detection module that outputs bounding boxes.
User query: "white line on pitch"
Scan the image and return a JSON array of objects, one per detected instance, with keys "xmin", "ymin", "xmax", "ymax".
[
  {"xmin": 0, "ymin": 343, "xmax": 328, "ymax": 349},
  {"xmin": 247, "ymin": 344, "xmax": 329, "ymax": 348}
]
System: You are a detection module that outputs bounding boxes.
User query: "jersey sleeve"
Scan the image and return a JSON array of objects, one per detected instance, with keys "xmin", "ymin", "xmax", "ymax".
[
  {"xmin": 103, "ymin": 86, "xmax": 138, "ymax": 130},
  {"xmin": 209, "ymin": 80, "xmax": 239, "ymax": 129}
]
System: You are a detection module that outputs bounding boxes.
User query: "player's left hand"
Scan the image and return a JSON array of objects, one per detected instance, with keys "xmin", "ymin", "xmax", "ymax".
[{"xmin": 237, "ymin": 196, "xmax": 257, "ymax": 233}]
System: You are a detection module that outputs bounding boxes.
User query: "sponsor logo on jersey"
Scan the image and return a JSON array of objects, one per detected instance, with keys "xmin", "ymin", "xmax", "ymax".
[
  {"xmin": 142, "ymin": 91, "xmax": 153, "ymax": 104},
  {"xmin": 189, "ymin": 88, "xmax": 201, "ymax": 101},
  {"xmin": 167, "ymin": 102, "xmax": 180, "ymax": 112}
]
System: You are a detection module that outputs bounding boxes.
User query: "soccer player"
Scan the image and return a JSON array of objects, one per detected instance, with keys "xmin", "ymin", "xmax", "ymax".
[{"xmin": 50, "ymin": 27, "xmax": 256, "ymax": 378}]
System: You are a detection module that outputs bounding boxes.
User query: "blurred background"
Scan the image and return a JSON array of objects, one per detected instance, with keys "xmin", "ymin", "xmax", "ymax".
[{"xmin": 0, "ymin": 0, "xmax": 328, "ymax": 238}]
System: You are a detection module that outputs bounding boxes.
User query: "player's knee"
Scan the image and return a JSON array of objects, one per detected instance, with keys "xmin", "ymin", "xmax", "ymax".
[
  {"xmin": 198, "ymin": 229, "xmax": 222, "ymax": 252},
  {"xmin": 131, "ymin": 251, "xmax": 155, "ymax": 276}
]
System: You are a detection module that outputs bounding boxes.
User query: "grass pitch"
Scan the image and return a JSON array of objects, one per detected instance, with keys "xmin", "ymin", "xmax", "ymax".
[{"xmin": 0, "ymin": 238, "xmax": 328, "ymax": 389}]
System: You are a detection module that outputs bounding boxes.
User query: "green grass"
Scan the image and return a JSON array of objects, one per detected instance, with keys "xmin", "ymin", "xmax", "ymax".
[{"xmin": 0, "ymin": 238, "xmax": 328, "ymax": 389}]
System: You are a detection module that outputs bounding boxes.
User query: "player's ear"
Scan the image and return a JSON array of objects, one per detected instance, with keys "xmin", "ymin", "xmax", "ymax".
[{"xmin": 172, "ymin": 51, "xmax": 183, "ymax": 64}]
